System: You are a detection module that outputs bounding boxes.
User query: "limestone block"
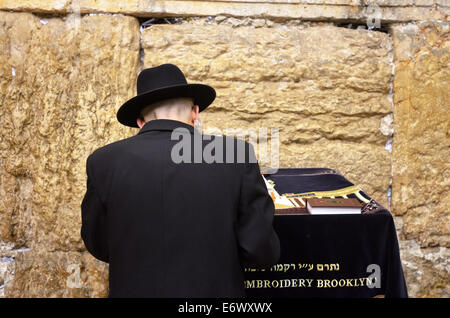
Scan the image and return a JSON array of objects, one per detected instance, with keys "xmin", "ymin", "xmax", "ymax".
[
  {"xmin": 0, "ymin": 0, "xmax": 70, "ymax": 13},
  {"xmin": 4, "ymin": 250, "xmax": 108, "ymax": 297},
  {"xmin": 0, "ymin": 11, "xmax": 140, "ymax": 296},
  {"xmin": 391, "ymin": 22, "xmax": 450, "ymax": 247},
  {"xmin": 399, "ymin": 240, "xmax": 450, "ymax": 297},
  {"xmin": 143, "ymin": 24, "xmax": 393, "ymax": 206},
  {"xmin": 0, "ymin": 0, "xmax": 448, "ymax": 23}
]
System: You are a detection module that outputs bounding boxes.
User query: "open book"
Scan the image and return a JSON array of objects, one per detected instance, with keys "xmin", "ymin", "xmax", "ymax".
[{"xmin": 262, "ymin": 175, "xmax": 308, "ymax": 214}]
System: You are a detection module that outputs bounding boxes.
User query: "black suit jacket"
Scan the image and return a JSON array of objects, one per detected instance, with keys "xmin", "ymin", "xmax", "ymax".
[{"xmin": 81, "ymin": 119, "xmax": 280, "ymax": 297}]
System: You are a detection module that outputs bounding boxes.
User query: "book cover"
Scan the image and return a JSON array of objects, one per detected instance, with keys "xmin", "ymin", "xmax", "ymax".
[{"xmin": 306, "ymin": 198, "xmax": 363, "ymax": 215}]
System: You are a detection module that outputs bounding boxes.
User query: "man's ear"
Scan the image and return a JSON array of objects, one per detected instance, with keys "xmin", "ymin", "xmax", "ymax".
[
  {"xmin": 137, "ymin": 117, "xmax": 146, "ymax": 129},
  {"xmin": 191, "ymin": 105, "xmax": 200, "ymax": 124}
]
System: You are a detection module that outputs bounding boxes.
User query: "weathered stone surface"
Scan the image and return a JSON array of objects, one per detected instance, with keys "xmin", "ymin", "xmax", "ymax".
[
  {"xmin": 391, "ymin": 22, "xmax": 450, "ymax": 247},
  {"xmin": 399, "ymin": 240, "xmax": 450, "ymax": 297},
  {"xmin": 143, "ymin": 24, "xmax": 393, "ymax": 206},
  {"xmin": 390, "ymin": 21, "xmax": 449, "ymax": 298},
  {"xmin": 0, "ymin": 11, "xmax": 139, "ymax": 296},
  {"xmin": 0, "ymin": 0, "xmax": 70, "ymax": 13},
  {"xmin": 4, "ymin": 250, "xmax": 108, "ymax": 297},
  {"xmin": 0, "ymin": 256, "xmax": 15, "ymax": 297},
  {"xmin": 0, "ymin": 0, "xmax": 448, "ymax": 23}
]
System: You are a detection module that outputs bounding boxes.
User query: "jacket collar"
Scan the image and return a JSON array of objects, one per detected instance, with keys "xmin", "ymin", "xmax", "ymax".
[{"xmin": 137, "ymin": 119, "xmax": 196, "ymax": 135}]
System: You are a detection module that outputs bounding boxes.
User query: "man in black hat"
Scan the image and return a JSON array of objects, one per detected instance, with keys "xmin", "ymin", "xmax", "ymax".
[{"xmin": 81, "ymin": 64, "xmax": 280, "ymax": 297}]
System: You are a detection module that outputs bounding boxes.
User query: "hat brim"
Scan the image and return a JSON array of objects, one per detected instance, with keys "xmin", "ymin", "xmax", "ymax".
[{"xmin": 117, "ymin": 83, "xmax": 216, "ymax": 128}]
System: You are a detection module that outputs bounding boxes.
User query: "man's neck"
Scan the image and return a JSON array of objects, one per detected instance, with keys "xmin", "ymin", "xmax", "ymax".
[{"xmin": 144, "ymin": 117, "xmax": 194, "ymax": 127}]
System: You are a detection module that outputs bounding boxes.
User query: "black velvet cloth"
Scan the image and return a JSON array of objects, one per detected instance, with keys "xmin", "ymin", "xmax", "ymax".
[{"xmin": 244, "ymin": 168, "xmax": 408, "ymax": 298}]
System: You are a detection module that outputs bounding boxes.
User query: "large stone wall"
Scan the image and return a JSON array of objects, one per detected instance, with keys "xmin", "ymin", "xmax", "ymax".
[{"xmin": 0, "ymin": 1, "xmax": 448, "ymax": 298}]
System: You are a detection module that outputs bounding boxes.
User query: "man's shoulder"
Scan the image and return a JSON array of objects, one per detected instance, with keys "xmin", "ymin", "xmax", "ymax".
[
  {"xmin": 87, "ymin": 135, "xmax": 136, "ymax": 165},
  {"xmin": 86, "ymin": 132, "xmax": 258, "ymax": 166}
]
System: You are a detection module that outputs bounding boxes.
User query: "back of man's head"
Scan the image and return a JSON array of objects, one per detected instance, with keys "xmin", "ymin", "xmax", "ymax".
[{"xmin": 139, "ymin": 97, "xmax": 195, "ymax": 124}]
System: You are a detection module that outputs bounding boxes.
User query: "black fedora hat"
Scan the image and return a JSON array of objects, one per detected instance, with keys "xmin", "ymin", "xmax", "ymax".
[{"xmin": 117, "ymin": 63, "xmax": 216, "ymax": 127}]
